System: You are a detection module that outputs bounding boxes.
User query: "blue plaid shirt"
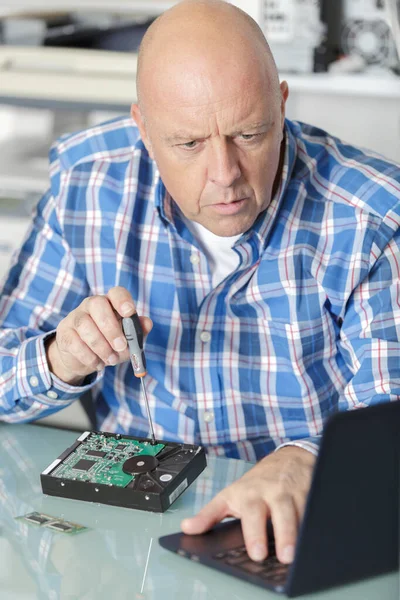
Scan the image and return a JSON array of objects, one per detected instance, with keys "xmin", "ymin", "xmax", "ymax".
[{"xmin": 1, "ymin": 117, "xmax": 400, "ymax": 460}]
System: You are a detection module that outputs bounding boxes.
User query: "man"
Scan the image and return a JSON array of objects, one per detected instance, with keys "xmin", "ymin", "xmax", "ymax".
[{"xmin": 1, "ymin": 0, "xmax": 399, "ymax": 566}]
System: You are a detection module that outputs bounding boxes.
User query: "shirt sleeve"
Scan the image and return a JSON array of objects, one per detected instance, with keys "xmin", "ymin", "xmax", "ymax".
[
  {"xmin": 336, "ymin": 218, "xmax": 400, "ymax": 407},
  {"xmin": 275, "ymin": 206, "xmax": 400, "ymax": 458},
  {"xmin": 0, "ymin": 189, "xmax": 103, "ymax": 423}
]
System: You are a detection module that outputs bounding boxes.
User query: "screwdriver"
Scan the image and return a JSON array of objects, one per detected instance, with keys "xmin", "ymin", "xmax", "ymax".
[{"xmin": 122, "ymin": 314, "xmax": 156, "ymax": 445}]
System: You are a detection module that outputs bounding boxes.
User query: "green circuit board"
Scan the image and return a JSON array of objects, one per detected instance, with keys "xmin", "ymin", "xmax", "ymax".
[
  {"xmin": 51, "ymin": 433, "xmax": 165, "ymax": 488},
  {"xmin": 16, "ymin": 512, "xmax": 89, "ymax": 535}
]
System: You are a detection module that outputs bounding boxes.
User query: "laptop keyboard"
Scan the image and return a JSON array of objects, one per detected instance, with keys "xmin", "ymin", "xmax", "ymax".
[{"xmin": 213, "ymin": 543, "xmax": 289, "ymax": 585}]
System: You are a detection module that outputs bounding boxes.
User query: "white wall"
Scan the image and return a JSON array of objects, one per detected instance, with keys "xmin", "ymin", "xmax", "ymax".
[{"xmin": 283, "ymin": 73, "xmax": 400, "ymax": 162}]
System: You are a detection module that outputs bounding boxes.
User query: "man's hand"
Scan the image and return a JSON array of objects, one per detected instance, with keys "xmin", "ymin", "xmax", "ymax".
[
  {"xmin": 46, "ymin": 286, "xmax": 152, "ymax": 385},
  {"xmin": 181, "ymin": 446, "xmax": 316, "ymax": 564}
]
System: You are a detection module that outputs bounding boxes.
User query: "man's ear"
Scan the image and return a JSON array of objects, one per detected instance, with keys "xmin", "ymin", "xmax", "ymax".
[
  {"xmin": 279, "ymin": 81, "xmax": 289, "ymax": 132},
  {"xmin": 131, "ymin": 103, "xmax": 154, "ymax": 159}
]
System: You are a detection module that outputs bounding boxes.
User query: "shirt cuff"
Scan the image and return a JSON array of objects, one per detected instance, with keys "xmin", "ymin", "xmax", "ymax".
[
  {"xmin": 274, "ymin": 436, "xmax": 321, "ymax": 457},
  {"xmin": 16, "ymin": 331, "xmax": 103, "ymax": 405}
]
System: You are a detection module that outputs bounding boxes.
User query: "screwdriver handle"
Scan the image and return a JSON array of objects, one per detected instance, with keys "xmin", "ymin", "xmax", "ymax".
[{"xmin": 122, "ymin": 314, "xmax": 147, "ymax": 378}]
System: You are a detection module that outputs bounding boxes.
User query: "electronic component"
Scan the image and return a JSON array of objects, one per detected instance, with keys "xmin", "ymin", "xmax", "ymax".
[
  {"xmin": 41, "ymin": 430, "xmax": 207, "ymax": 512},
  {"xmin": 231, "ymin": 0, "xmax": 327, "ymax": 73},
  {"xmin": 47, "ymin": 522, "xmax": 74, "ymax": 532},
  {"xmin": 24, "ymin": 512, "xmax": 52, "ymax": 525},
  {"xmin": 15, "ymin": 512, "xmax": 89, "ymax": 534},
  {"xmin": 86, "ymin": 450, "xmax": 108, "ymax": 458},
  {"xmin": 73, "ymin": 458, "xmax": 96, "ymax": 471},
  {"xmin": 341, "ymin": 0, "xmax": 400, "ymax": 70}
]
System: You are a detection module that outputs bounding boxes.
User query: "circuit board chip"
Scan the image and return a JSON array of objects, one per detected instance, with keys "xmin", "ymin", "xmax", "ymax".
[
  {"xmin": 86, "ymin": 450, "xmax": 107, "ymax": 458},
  {"xmin": 73, "ymin": 459, "xmax": 96, "ymax": 471},
  {"xmin": 25, "ymin": 513, "xmax": 52, "ymax": 525},
  {"xmin": 47, "ymin": 522, "xmax": 73, "ymax": 532}
]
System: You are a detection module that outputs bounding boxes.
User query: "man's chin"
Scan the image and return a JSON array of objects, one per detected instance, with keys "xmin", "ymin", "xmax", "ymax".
[{"xmin": 204, "ymin": 216, "xmax": 255, "ymax": 238}]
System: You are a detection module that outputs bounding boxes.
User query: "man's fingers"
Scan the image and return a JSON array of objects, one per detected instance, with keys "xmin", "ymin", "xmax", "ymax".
[
  {"xmin": 73, "ymin": 310, "xmax": 120, "ymax": 365},
  {"xmin": 85, "ymin": 295, "xmax": 128, "ymax": 354},
  {"xmin": 50, "ymin": 288, "xmax": 149, "ymax": 381},
  {"xmin": 140, "ymin": 316, "xmax": 153, "ymax": 337},
  {"xmin": 240, "ymin": 500, "xmax": 269, "ymax": 562},
  {"xmin": 270, "ymin": 495, "xmax": 298, "ymax": 564},
  {"xmin": 293, "ymin": 493, "xmax": 307, "ymax": 524},
  {"xmin": 181, "ymin": 494, "xmax": 228, "ymax": 534},
  {"xmin": 57, "ymin": 329, "xmax": 104, "ymax": 371},
  {"xmin": 107, "ymin": 287, "xmax": 153, "ymax": 337},
  {"xmin": 180, "ymin": 448, "xmax": 312, "ymax": 567},
  {"xmin": 107, "ymin": 286, "xmax": 136, "ymax": 318}
]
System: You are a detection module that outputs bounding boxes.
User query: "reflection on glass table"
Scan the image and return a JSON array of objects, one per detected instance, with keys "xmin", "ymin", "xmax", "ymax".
[
  {"xmin": 0, "ymin": 424, "xmax": 252, "ymax": 600},
  {"xmin": 0, "ymin": 424, "xmax": 398, "ymax": 600}
]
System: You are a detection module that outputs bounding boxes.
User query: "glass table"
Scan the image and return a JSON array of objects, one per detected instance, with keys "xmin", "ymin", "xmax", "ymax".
[{"xmin": 0, "ymin": 423, "xmax": 397, "ymax": 600}]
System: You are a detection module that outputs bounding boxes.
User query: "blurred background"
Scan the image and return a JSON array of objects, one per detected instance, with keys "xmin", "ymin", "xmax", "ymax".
[{"xmin": 0, "ymin": 0, "xmax": 399, "ymax": 430}]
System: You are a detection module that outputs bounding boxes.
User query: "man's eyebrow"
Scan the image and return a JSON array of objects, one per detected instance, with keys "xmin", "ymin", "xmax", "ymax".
[
  {"xmin": 162, "ymin": 121, "xmax": 272, "ymax": 144},
  {"xmin": 162, "ymin": 132, "xmax": 204, "ymax": 143},
  {"xmin": 230, "ymin": 121, "xmax": 272, "ymax": 136}
]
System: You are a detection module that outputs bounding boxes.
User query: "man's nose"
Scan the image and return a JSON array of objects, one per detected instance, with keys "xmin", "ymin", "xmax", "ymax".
[{"xmin": 208, "ymin": 139, "xmax": 241, "ymax": 188}]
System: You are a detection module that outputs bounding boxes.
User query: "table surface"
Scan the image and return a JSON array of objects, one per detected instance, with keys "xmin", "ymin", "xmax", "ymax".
[{"xmin": 0, "ymin": 423, "xmax": 398, "ymax": 600}]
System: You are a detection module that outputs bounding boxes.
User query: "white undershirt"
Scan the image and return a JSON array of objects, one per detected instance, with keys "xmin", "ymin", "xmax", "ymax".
[{"xmin": 182, "ymin": 216, "xmax": 241, "ymax": 287}]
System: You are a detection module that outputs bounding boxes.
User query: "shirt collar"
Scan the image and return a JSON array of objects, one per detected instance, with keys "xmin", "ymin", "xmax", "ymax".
[
  {"xmin": 245, "ymin": 119, "xmax": 297, "ymax": 249},
  {"xmin": 155, "ymin": 170, "xmax": 172, "ymax": 225}
]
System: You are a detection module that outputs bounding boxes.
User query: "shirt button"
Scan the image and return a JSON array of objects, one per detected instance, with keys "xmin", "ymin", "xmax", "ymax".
[
  {"xmin": 46, "ymin": 391, "xmax": 58, "ymax": 399},
  {"xmin": 200, "ymin": 331, "xmax": 211, "ymax": 343},
  {"xmin": 29, "ymin": 376, "xmax": 39, "ymax": 387},
  {"xmin": 204, "ymin": 411, "xmax": 214, "ymax": 423},
  {"xmin": 190, "ymin": 254, "xmax": 200, "ymax": 265}
]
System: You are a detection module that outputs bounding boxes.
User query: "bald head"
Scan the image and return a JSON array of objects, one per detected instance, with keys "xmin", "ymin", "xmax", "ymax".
[
  {"xmin": 131, "ymin": 0, "xmax": 288, "ymax": 237},
  {"xmin": 136, "ymin": 0, "xmax": 280, "ymax": 113}
]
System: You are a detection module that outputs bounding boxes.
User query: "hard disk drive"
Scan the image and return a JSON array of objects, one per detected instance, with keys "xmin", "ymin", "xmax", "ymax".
[{"xmin": 41, "ymin": 430, "xmax": 206, "ymax": 512}]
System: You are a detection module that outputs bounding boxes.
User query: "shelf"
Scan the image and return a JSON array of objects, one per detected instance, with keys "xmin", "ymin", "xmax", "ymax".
[
  {"xmin": 1, "ymin": 46, "xmax": 400, "ymax": 112},
  {"xmin": 280, "ymin": 72, "xmax": 400, "ymax": 99},
  {"xmin": 0, "ymin": 45, "xmax": 137, "ymax": 110},
  {"xmin": 0, "ymin": 0, "xmax": 176, "ymax": 18}
]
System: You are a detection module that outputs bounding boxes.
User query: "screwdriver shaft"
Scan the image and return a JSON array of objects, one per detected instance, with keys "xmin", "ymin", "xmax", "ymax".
[
  {"xmin": 140, "ymin": 376, "xmax": 156, "ymax": 445},
  {"xmin": 122, "ymin": 315, "xmax": 157, "ymax": 445}
]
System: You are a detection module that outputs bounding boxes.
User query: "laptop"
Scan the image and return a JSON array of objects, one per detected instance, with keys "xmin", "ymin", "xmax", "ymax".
[{"xmin": 159, "ymin": 401, "xmax": 400, "ymax": 597}]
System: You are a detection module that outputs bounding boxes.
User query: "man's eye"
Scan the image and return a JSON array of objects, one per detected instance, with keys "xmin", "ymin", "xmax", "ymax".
[
  {"xmin": 181, "ymin": 141, "xmax": 198, "ymax": 149},
  {"xmin": 240, "ymin": 133, "xmax": 258, "ymax": 141}
]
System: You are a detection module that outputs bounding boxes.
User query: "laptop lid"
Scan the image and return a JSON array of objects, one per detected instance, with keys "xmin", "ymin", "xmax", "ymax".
[
  {"xmin": 287, "ymin": 400, "xmax": 399, "ymax": 596},
  {"xmin": 159, "ymin": 401, "xmax": 400, "ymax": 597}
]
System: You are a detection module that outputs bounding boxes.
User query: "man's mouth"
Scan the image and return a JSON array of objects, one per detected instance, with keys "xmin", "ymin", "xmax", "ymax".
[{"xmin": 210, "ymin": 197, "xmax": 249, "ymax": 215}]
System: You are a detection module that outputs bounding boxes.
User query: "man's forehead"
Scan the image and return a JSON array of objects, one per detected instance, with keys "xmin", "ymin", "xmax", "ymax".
[
  {"xmin": 152, "ymin": 67, "xmax": 256, "ymax": 105},
  {"xmin": 146, "ymin": 79, "xmax": 275, "ymax": 140},
  {"xmin": 140, "ymin": 37, "xmax": 274, "ymax": 112}
]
